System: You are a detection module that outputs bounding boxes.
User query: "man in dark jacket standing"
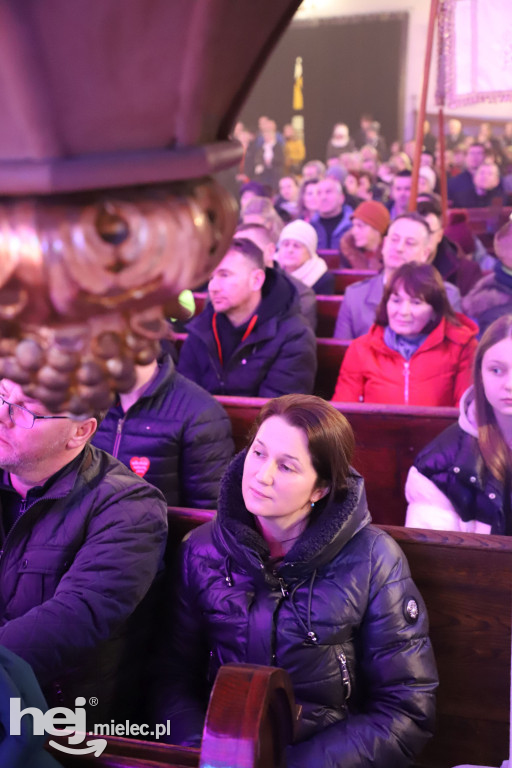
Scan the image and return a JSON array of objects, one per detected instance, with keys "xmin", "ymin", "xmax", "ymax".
[
  {"xmin": 177, "ymin": 238, "xmax": 317, "ymax": 396},
  {"xmin": 93, "ymin": 354, "xmax": 234, "ymax": 508},
  {"xmin": 0, "ymin": 378, "xmax": 168, "ymax": 722}
]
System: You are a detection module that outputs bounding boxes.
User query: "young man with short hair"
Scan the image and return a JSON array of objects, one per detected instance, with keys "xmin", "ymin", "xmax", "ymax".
[{"xmin": 177, "ymin": 238, "xmax": 316, "ymax": 396}]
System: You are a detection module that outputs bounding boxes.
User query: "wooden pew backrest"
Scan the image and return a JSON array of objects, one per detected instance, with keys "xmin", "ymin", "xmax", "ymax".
[
  {"xmin": 215, "ymin": 397, "xmax": 458, "ymax": 526},
  {"xmin": 167, "ymin": 509, "xmax": 512, "ymax": 768},
  {"xmin": 331, "ymin": 268, "xmax": 378, "ymax": 294},
  {"xmin": 315, "ymin": 338, "xmax": 349, "ymax": 398},
  {"xmin": 316, "ymin": 294, "xmax": 342, "ymax": 337},
  {"xmin": 381, "ymin": 525, "xmax": 512, "ymax": 768},
  {"xmin": 450, "ymin": 206, "xmax": 512, "ymax": 235},
  {"xmin": 318, "ymin": 249, "xmax": 342, "ymax": 269}
]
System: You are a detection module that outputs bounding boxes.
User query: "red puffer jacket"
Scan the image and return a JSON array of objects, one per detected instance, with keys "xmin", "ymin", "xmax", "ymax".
[{"xmin": 333, "ymin": 314, "xmax": 478, "ymax": 406}]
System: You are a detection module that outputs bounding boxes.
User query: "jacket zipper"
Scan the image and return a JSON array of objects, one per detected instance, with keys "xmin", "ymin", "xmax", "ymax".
[
  {"xmin": 338, "ymin": 650, "xmax": 352, "ymax": 701},
  {"xmin": 403, "ymin": 360, "xmax": 410, "ymax": 404},
  {"xmin": 0, "ymin": 494, "xmax": 61, "ymax": 569},
  {"xmin": 111, "ymin": 416, "xmax": 126, "ymax": 458}
]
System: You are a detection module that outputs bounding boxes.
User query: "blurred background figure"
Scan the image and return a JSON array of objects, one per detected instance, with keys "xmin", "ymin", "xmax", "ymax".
[
  {"xmin": 446, "ymin": 118, "xmax": 466, "ymax": 150},
  {"xmin": 326, "ymin": 122, "xmax": 355, "ymax": 162},
  {"xmin": 274, "ymin": 174, "xmax": 300, "ymax": 221},
  {"xmin": 241, "ymin": 195, "xmax": 284, "ymax": 241},
  {"xmin": 302, "ymin": 159, "xmax": 326, "ymax": 180},
  {"xmin": 297, "ymin": 178, "xmax": 320, "ymax": 222},
  {"xmin": 462, "ymin": 219, "xmax": 512, "ymax": 335},
  {"xmin": 339, "ymin": 200, "xmax": 390, "ymax": 270},
  {"xmin": 283, "ymin": 123, "xmax": 306, "ymax": 175}
]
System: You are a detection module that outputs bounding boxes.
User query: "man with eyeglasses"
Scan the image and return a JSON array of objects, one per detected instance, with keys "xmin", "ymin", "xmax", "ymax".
[
  {"xmin": 0, "ymin": 379, "xmax": 168, "ymax": 722},
  {"xmin": 334, "ymin": 213, "xmax": 462, "ymax": 340}
]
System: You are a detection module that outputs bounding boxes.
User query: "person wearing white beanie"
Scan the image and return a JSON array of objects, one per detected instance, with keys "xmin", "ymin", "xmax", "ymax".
[
  {"xmin": 418, "ymin": 165, "xmax": 437, "ymax": 195},
  {"xmin": 276, "ymin": 220, "xmax": 334, "ymax": 294}
]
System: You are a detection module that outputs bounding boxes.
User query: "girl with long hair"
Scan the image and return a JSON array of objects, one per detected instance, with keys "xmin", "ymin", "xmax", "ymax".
[{"xmin": 406, "ymin": 314, "xmax": 512, "ymax": 533}]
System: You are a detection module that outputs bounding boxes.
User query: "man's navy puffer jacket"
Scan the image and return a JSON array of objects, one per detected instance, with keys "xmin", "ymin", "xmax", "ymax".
[{"xmin": 93, "ymin": 355, "xmax": 234, "ymax": 508}]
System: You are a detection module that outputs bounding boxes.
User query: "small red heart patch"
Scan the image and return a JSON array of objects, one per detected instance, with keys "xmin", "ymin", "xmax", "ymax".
[{"xmin": 129, "ymin": 456, "xmax": 150, "ymax": 477}]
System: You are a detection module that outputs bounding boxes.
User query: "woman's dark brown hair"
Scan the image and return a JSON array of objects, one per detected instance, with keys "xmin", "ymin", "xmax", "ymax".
[
  {"xmin": 297, "ymin": 178, "xmax": 320, "ymax": 220},
  {"xmin": 473, "ymin": 314, "xmax": 512, "ymax": 483},
  {"xmin": 375, "ymin": 261, "xmax": 458, "ymax": 333},
  {"xmin": 248, "ymin": 394, "xmax": 355, "ymax": 503}
]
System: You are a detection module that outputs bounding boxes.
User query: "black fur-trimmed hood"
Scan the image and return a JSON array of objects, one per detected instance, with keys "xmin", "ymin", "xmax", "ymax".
[{"xmin": 212, "ymin": 450, "xmax": 371, "ymax": 581}]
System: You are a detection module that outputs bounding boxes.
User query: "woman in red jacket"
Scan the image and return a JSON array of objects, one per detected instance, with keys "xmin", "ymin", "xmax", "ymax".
[{"xmin": 332, "ymin": 262, "xmax": 478, "ymax": 406}]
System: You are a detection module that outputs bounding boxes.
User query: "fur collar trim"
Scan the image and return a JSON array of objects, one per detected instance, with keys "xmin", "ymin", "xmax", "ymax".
[{"xmin": 213, "ymin": 450, "xmax": 371, "ymax": 578}]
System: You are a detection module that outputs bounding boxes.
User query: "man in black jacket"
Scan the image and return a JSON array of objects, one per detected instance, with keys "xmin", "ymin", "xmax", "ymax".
[
  {"xmin": 93, "ymin": 355, "xmax": 234, "ymax": 508},
  {"xmin": 0, "ymin": 378, "xmax": 168, "ymax": 722},
  {"xmin": 177, "ymin": 238, "xmax": 317, "ymax": 396}
]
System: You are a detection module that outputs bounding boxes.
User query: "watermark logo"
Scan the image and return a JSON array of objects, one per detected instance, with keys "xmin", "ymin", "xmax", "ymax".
[
  {"xmin": 10, "ymin": 696, "xmax": 171, "ymax": 757},
  {"xmin": 10, "ymin": 696, "xmax": 106, "ymax": 757}
]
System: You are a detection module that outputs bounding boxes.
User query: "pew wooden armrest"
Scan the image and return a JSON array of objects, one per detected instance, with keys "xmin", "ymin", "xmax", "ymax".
[{"xmin": 46, "ymin": 664, "xmax": 296, "ymax": 768}]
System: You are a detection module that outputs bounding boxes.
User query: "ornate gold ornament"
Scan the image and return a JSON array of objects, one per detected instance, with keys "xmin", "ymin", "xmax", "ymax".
[{"xmin": 0, "ymin": 178, "xmax": 238, "ymax": 414}]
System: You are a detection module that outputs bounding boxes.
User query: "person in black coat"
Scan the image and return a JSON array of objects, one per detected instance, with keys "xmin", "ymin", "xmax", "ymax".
[
  {"xmin": 154, "ymin": 394, "xmax": 438, "ymax": 767},
  {"xmin": 177, "ymin": 238, "xmax": 317, "ymax": 397},
  {"xmin": 92, "ymin": 354, "xmax": 234, "ymax": 508}
]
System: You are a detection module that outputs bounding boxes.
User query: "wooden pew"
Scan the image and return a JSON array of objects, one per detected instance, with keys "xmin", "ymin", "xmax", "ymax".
[
  {"xmin": 170, "ymin": 333, "xmax": 348, "ymax": 401},
  {"xmin": 215, "ymin": 397, "xmax": 458, "ymax": 526},
  {"xmin": 192, "ymin": 292, "xmax": 207, "ymax": 316},
  {"xmin": 381, "ymin": 526, "xmax": 512, "ymax": 768},
  {"xmin": 315, "ymin": 338, "xmax": 349, "ymax": 398},
  {"xmin": 318, "ymin": 249, "xmax": 342, "ymax": 269},
  {"xmin": 316, "ymin": 295, "xmax": 342, "ymax": 337},
  {"xmin": 450, "ymin": 205, "xmax": 512, "ymax": 235},
  {"xmin": 167, "ymin": 508, "xmax": 512, "ymax": 768},
  {"xmin": 331, "ymin": 268, "xmax": 377, "ymax": 294},
  {"xmin": 47, "ymin": 663, "xmax": 297, "ymax": 768},
  {"xmin": 449, "ymin": 205, "xmax": 512, "ymax": 251}
]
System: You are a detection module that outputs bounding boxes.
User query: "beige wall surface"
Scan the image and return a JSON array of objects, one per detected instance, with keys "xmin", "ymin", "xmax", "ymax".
[{"xmin": 294, "ymin": 0, "xmax": 511, "ymax": 140}]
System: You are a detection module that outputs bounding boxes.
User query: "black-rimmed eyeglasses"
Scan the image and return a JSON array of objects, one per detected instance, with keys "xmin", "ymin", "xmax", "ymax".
[{"xmin": 0, "ymin": 395, "xmax": 69, "ymax": 430}]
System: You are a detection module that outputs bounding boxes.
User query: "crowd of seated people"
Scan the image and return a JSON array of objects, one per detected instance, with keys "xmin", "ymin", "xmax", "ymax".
[{"xmin": 3, "ymin": 113, "xmax": 512, "ymax": 768}]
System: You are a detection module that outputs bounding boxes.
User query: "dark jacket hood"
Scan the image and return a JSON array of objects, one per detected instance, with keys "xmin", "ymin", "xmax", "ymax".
[
  {"xmin": 212, "ymin": 450, "xmax": 371, "ymax": 583},
  {"xmin": 254, "ymin": 266, "xmax": 301, "ymax": 325},
  {"xmin": 433, "ymin": 236, "xmax": 459, "ymax": 280}
]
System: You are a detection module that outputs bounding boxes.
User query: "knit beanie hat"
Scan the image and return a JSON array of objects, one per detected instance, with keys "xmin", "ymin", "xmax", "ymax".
[
  {"xmin": 351, "ymin": 200, "xmax": 390, "ymax": 236},
  {"xmin": 418, "ymin": 165, "xmax": 437, "ymax": 191},
  {"xmin": 444, "ymin": 211, "xmax": 476, "ymax": 255},
  {"xmin": 277, "ymin": 220, "xmax": 319, "ymax": 259}
]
